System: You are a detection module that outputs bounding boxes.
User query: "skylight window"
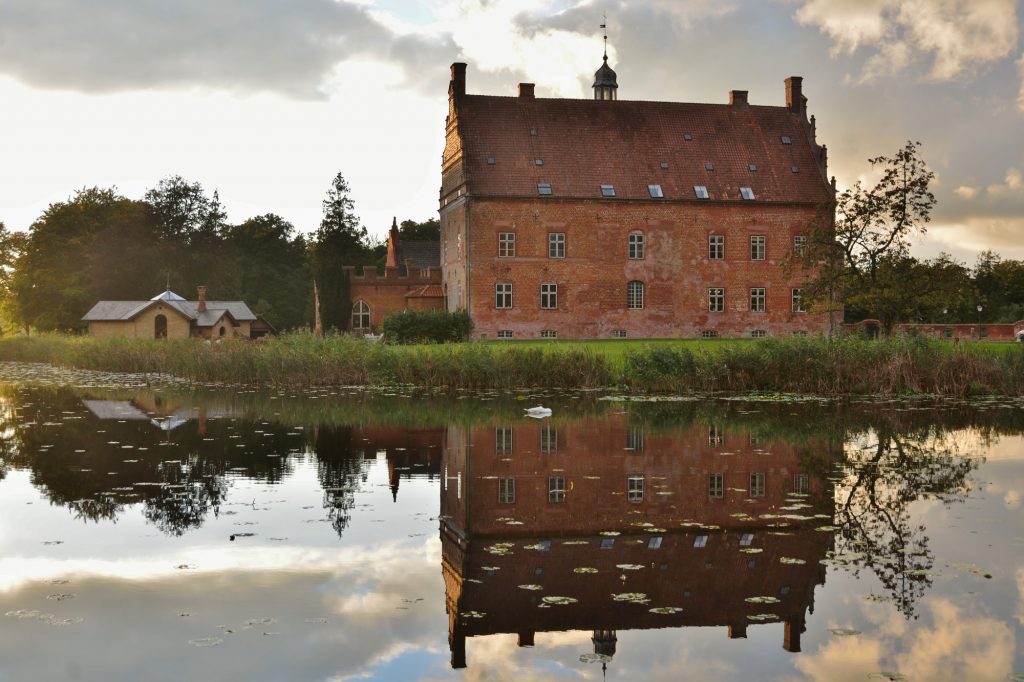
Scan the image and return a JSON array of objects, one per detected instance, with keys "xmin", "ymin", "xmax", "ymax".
[
  {"xmin": 530, "ymin": 128, "xmax": 538, "ymax": 136},
  {"xmin": 781, "ymin": 135, "xmax": 792, "ymax": 145},
  {"xmin": 486, "ymin": 156, "xmax": 496, "ymax": 165},
  {"xmin": 648, "ymin": 184, "xmax": 664, "ymax": 198},
  {"xmin": 694, "ymin": 185, "xmax": 709, "ymax": 199},
  {"xmin": 537, "ymin": 182, "xmax": 552, "ymax": 196},
  {"xmin": 534, "ymin": 158, "xmax": 543, "ymax": 166},
  {"xmin": 749, "ymin": 164, "xmax": 757, "ymax": 172},
  {"xmin": 705, "ymin": 162, "xmax": 714, "ymax": 171},
  {"xmin": 740, "ymin": 187, "xmax": 755, "ymax": 200},
  {"xmin": 792, "ymin": 166, "xmax": 800, "ymax": 173},
  {"xmin": 600, "ymin": 184, "xmax": 616, "ymax": 197},
  {"xmin": 684, "ymin": 133, "xmax": 693, "ymax": 141},
  {"xmin": 660, "ymin": 162, "xmax": 669, "ymax": 169}
]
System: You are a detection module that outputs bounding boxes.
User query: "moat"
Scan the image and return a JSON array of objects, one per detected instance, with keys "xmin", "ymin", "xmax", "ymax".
[{"xmin": 1, "ymin": 363, "xmax": 1022, "ymax": 681}]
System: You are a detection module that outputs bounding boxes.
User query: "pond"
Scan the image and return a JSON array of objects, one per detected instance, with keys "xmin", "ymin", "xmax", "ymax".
[{"xmin": 0, "ymin": 363, "xmax": 1023, "ymax": 681}]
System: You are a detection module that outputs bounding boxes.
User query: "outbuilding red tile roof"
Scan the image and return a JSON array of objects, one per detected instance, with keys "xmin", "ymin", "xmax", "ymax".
[
  {"xmin": 456, "ymin": 95, "xmax": 832, "ymax": 204},
  {"xmin": 405, "ymin": 284, "xmax": 445, "ymax": 299}
]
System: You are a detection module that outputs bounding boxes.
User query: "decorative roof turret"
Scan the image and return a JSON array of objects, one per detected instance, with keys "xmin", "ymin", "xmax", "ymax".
[{"xmin": 593, "ymin": 16, "xmax": 618, "ymax": 100}]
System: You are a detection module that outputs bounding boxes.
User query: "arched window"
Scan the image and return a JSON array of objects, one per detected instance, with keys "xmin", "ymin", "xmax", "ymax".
[
  {"xmin": 352, "ymin": 300, "xmax": 371, "ymax": 330},
  {"xmin": 627, "ymin": 281, "xmax": 644, "ymax": 309},
  {"xmin": 219, "ymin": 326, "xmax": 226, "ymax": 337},
  {"xmin": 154, "ymin": 314, "xmax": 167, "ymax": 339}
]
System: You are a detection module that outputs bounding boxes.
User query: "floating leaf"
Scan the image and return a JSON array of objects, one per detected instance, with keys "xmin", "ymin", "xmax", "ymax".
[
  {"xmin": 188, "ymin": 637, "xmax": 223, "ymax": 648},
  {"xmin": 541, "ymin": 596, "xmax": 577, "ymax": 606},
  {"xmin": 580, "ymin": 653, "xmax": 612, "ymax": 664},
  {"xmin": 745, "ymin": 596, "xmax": 780, "ymax": 604},
  {"xmin": 740, "ymin": 548, "xmax": 763, "ymax": 554},
  {"xmin": 829, "ymin": 628, "xmax": 861, "ymax": 636},
  {"xmin": 867, "ymin": 673, "xmax": 908, "ymax": 681},
  {"xmin": 649, "ymin": 606, "xmax": 683, "ymax": 614},
  {"xmin": 462, "ymin": 611, "xmax": 486, "ymax": 618},
  {"xmin": 780, "ymin": 557, "xmax": 806, "ymax": 565},
  {"xmin": 518, "ymin": 584, "xmax": 544, "ymax": 591},
  {"xmin": 574, "ymin": 567, "xmax": 598, "ymax": 574},
  {"xmin": 612, "ymin": 592, "xmax": 649, "ymax": 603},
  {"xmin": 616, "ymin": 564, "xmax": 644, "ymax": 571}
]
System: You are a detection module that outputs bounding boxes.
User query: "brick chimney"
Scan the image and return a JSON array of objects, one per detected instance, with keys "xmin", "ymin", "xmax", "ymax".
[
  {"xmin": 197, "ymin": 286, "xmax": 207, "ymax": 313},
  {"xmin": 518, "ymin": 83, "xmax": 535, "ymax": 99},
  {"xmin": 729, "ymin": 90, "xmax": 748, "ymax": 107},
  {"xmin": 785, "ymin": 76, "xmax": 804, "ymax": 114},
  {"xmin": 450, "ymin": 62, "xmax": 466, "ymax": 100}
]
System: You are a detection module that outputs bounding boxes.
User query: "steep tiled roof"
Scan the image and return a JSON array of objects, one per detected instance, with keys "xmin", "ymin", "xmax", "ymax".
[
  {"xmin": 456, "ymin": 96, "xmax": 831, "ymax": 204},
  {"xmin": 397, "ymin": 240, "xmax": 441, "ymax": 269},
  {"xmin": 405, "ymin": 284, "xmax": 445, "ymax": 299}
]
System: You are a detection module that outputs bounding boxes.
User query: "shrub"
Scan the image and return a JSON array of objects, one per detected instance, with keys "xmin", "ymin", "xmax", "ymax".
[{"xmin": 381, "ymin": 309, "xmax": 473, "ymax": 344}]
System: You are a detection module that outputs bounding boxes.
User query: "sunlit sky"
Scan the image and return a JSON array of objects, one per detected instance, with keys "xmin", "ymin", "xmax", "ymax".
[{"xmin": 0, "ymin": 0, "xmax": 1021, "ymax": 263}]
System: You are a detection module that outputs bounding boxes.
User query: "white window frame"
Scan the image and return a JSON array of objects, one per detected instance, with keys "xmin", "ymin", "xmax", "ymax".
[
  {"xmin": 750, "ymin": 472, "xmax": 766, "ymax": 497},
  {"xmin": 495, "ymin": 283, "xmax": 512, "ymax": 309},
  {"xmin": 708, "ymin": 288, "xmax": 724, "ymax": 313},
  {"xmin": 750, "ymin": 235, "xmax": 766, "ymax": 261},
  {"xmin": 540, "ymin": 283, "xmax": 558, "ymax": 310},
  {"xmin": 548, "ymin": 232, "xmax": 565, "ymax": 258},
  {"xmin": 627, "ymin": 280, "xmax": 644, "ymax": 309},
  {"xmin": 709, "ymin": 234, "xmax": 724, "ymax": 260},
  {"xmin": 627, "ymin": 475, "xmax": 644, "ymax": 502},
  {"xmin": 498, "ymin": 232, "xmax": 515, "ymax": 257},
  {"xmin": 793, "ymin": 235, "xmax": 807, "ymax": 256},
  {"xmin": 750, "ymin": 287, "xmax": 766, "ymax": 313},
  {"xmin": 792, "ymin": 288, "xmax": 805, "ymax": 313},
  {"xmin": 548, "ymin": 476, "xmax": 566, "ymax": 503},
  {"xmin": 709, "ymin": 473, "xmax": 724, "ymax": 498},
  {"xmin": 498, "ymin": 477, "xmax": 515, "ymax": 504},
  {"xmin": 351, "ymin": 300, "xmax": 370, "ymax": 330},
  {"xmin": 628, "ymin": 232, "xmax": 645, "ymax": 260},
  {"xmin": 495, "ymin": 426, "xmax": 513, "ymax": 455}
]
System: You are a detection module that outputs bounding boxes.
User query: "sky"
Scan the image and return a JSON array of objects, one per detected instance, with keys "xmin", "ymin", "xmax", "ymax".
[{"xmin": 0, "ymin": 0, "xmax": 1021, "ymax": 263}]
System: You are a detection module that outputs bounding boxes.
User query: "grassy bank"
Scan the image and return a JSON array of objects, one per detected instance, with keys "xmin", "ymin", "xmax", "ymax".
[{"xmin": 0, "ymin": 333, "xmax": 1021, "ymax": 396}]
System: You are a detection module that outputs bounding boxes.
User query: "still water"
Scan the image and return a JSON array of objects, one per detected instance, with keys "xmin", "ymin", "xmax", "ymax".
[{"xmin": 0, "ymin": 363, "xmax": 1023, "ymax": 681}]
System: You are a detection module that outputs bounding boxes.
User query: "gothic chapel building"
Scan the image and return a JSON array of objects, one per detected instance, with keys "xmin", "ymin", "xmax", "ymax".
[{"xmin": 438, "ymin": 56, "xmax": 835, "ymax": 339}]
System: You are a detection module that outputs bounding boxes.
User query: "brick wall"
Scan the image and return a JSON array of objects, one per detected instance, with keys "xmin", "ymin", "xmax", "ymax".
[
  {"xmin": 456, "ymin": 197, "xmax": 832, "ymax": 339},
  {"xmin": 347, "ymin": 265, "xmax": 443, "ymax": 333}
]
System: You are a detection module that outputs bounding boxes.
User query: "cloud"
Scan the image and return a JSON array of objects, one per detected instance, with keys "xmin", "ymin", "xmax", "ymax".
[
  {"xmin": 795, "ymin": 0, "xmax": 1019, "ymax": 82},
  {"xmin": 1019, "ymin": 53, "xmax": 1024, "ymax": 112},
  {"xmin": 0, "ymin": 0, "xmax": 457, "ymax": 98}
]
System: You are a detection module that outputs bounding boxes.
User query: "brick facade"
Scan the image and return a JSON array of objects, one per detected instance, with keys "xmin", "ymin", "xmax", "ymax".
[{"xmin": 440, "ymin": 62, "xmax": 838, "ymax": 339}]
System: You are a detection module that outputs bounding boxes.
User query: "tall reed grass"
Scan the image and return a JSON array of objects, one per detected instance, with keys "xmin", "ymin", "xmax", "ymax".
[{"xmin": 0, "ymin": 332, "xmax": 1020, "ymax": 395}]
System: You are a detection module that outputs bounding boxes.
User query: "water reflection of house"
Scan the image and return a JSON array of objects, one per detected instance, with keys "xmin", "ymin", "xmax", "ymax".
[
  {"xmin": 82, "ymin": 398, "xmax": 239, "ymax": 433},
  {"xmin": 341, "ymin": 426, "xmax": 444, "ymax": 501},
  {"xmin": 439, "ymin": 416, "xmax": 836, "ymax": 669}
]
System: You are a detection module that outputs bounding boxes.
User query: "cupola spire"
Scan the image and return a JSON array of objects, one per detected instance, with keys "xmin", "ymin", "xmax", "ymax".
[{"xmin": 593, "ymin": 14, "xmax": 618, "ymax": 101}]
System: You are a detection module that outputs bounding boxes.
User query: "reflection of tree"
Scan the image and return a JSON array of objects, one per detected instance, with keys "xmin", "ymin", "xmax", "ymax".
[
  {"xmin": 834, "ymin": 427, "xmax": 978, "ymax": 619},
  {"xmin": 311, "ymin": 425, "xmax": 369, "ymax": 537},
  {"xmin": 141, "ymin": 458, "xmax": 231, "ymax": 536}
]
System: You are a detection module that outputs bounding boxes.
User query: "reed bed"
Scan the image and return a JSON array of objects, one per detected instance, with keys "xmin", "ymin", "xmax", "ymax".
[{"xmin": 0, "ymin": 332, "xmax": 1020, "ymax": 395}]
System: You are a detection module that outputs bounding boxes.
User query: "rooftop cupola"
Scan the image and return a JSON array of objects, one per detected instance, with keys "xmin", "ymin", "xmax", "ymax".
[
  {"xmin": 593, "ymin": 17, "xmax": 618, "ymax": 100},
  {"xmin": 593, "ymin": 56, "xmax": 618, "ymax": 100}
]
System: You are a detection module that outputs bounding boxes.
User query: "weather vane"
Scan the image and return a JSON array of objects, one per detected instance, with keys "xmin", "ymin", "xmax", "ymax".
[{"xmin": 601, "ymin": 12, "xmax": 608, "ymax": 59}]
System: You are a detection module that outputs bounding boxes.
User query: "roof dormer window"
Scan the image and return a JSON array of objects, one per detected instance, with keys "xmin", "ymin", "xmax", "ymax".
[
  {"xmin": 694, "ymin": 185, "xmax": 709, "ymax": 199},
  {"xmin": 684, "ymin": 133, "xmax": 693, "ymax": 141},
  {"xmin": 748, "ymin": 164, "xmax": 757, "ymax": 172},
  {"xmin": 535, "ymin": 158, "xmax": 543, "ymax": 166},
  {"xmin": 600, "ymin": 185, "xmax": 616, "ymax": 197},
  {"xmin": 537, "ymin": 183, "xmax": 552, "ymax": 196},
  {"xmin": 660, "ymin": 162, "xmax": 669, "ymax": 169},
  {"xmin": 648, "ymin": 184, "xmax": 664, "ymax": 198},
  {"xmin": 486, "ymin": 156, "xmax": 496, "ymax": 165},
  {"xmin": 740, "ymin": 187, "xmax": 756, "ymax": 200}
]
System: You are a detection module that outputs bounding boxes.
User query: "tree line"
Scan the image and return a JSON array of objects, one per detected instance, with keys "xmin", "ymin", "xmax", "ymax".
[{"xmin": 0, "ymin": 173, "xmax": 438, "ymax": 334}]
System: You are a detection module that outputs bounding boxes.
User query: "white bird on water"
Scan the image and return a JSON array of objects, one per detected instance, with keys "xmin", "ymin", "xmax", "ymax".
[{"xmin": 525, "ymin": 406, "xmax": 552, "ymax": 418}]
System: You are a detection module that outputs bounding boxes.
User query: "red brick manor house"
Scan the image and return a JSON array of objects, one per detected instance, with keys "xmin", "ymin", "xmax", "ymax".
[{"xmin": 351, "ymin": 56, "xmax": 836, "ymax": 339}]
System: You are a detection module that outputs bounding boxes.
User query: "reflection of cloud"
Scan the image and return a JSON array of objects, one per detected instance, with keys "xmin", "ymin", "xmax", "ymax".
[
  {"xmin": 795, "ymin": 0, "xmax": 1019, "ymax": 82},
  {"xmin": 897, "ymin": 599, "xmax": 1013, "ymax": 680},
  {"xmin": 1016, "ymin": 568, "xmax": 1024, "ymax": 625},
  {"xmin": 1019, "ymin": 53, "xmax": 1024, "ymax": 112},
  {"xmin": 797, "ymin": 598, "xmax": 1014, "ymax": 682}
]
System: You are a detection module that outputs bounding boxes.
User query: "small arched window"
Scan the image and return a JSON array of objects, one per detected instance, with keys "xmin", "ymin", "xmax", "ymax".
[
  {"xmin": 219, "ymin": 326, "xmax": 226, "ymax": 337},
  {"xmin": 154, "ymin": 314, "xmax": 167, "ymax": 339},
  {"xmin": 352, "ymin": 300, "xmax": 371, "ymax": 330},
  {"xmin": 627, "ymin": 281, "xmax": 644, "ymax": 309}
]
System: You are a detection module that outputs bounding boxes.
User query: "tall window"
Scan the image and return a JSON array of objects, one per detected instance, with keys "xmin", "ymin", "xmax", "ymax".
[
  {"xmin": 351, "ymin": 300, "xmax": 370, "ymax": 330},
  {"xmin": 627, "ymin": 426, "xmax": 644, "ymax": 452},
  {"xmin": 708, "ymin": 288, "xmax": 724, "ymax": 313},
  {"xmin": 709, "ymin": 234, "xmax": 724, "ymax": 260},
  {"xmin": 750, "ymin": 472, "xmax": 766, "ymax": 497},
  {"xmin": 793, "ymin": 473, "xmax": 809, "ymax": 494},
  {"xmin": 627, "ymin": 281, "xmax": 645, "ymax": 309},
  {"xmin": 793, "ymin": 235, "xmax": 807, "ymax": 256},
  {"xmin": 750, "ymin": 235, "xmax": 766, "ymax": 261},
  {"xmin": 548, "ymin": 232, "xmax": 565, "ymax": 258},
  {"xmin": 628, "ymin": 232, "xmax": 645, "ymax": 259},
  {"xmin": 498, "ymin": 478, "xmax": 516, "ymax": 504},
  {"xmin": 548, "ymin": 476, "xmax": 566, "ymax": 503},
  {"xmin": 495, "ymin": 427, "xmax": 512, "ymax": 455},
  {"xmin": 791, "ymin": 288, "xmax": 805, "ymax": 313},
  {"xmin": 495, "ymin": 283, "xmax": 512, "ymax": 309},
  {"xmin": 709, "ymin": 424, "xmax": 723, "ymax": 447},
  {"xmin": 154, "ymin": 314, "xmax": 167, "ymax": 339},
  {"xmin": 750, "ymin": 288, "xmax": 766, "ymax": 313},
  {"xmin": 627, "ymin": 475, "xmax": 644, "ymax": 502},
  {"xmin": 498, "ymin": 232, "xmax": 515, "ymax": 257},
  {"xmin": 540, "ymin": 283, "xmax": 558, "ymax": 310},
  {"xmin": 709, "ymin": 473, "xmax": 724, "ymax": 498},
  {"xmin": 540, "ymin": 424, "xmax": 557, "ymax": 453}
]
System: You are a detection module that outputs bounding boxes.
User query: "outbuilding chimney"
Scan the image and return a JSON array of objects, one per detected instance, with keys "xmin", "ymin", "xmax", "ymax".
[
  {"xmin": 450, "ymin": 62, "xmax": 467, "ymax": 99},
  {"xmin": 197, "ymin": 286, "xmax": 207, "ymax": 313},
  {"xmin": 518, "ymin": 83, "xmax": 535, "ymax": 99},
  {"xmin": 729, "ymin": 90, "xmax": 748, "ymax": 107}
]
